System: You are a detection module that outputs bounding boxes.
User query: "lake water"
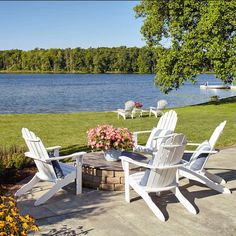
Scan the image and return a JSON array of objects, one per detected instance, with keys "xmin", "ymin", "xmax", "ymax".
[{"xmin": 0, "ymin": 73, "xmax": 235, "ymax": 114}]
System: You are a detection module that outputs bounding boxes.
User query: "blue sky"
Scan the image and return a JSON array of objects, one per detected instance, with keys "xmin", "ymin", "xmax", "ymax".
[{"xmin": 0, "ymin": 1, "xmax": 147, "ymax": 50}]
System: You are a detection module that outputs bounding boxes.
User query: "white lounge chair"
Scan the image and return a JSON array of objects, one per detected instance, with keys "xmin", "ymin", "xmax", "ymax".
[
  {"xmin": 117, "ymin": 100, "xmax": 136, "ymax": 120},
  {"xmin": 149, "ymin": 99, "xmax": 168, "ymax": 118},
  {"xmin": 120, "ymin": 133, "xmax": 197, "ymax": 221},
  {"xmin": 133, "ymin": 110, "xmax": 177, "ymax": 154},
  {"xmin": 179, "ymin": 121, "xmax": 231, "ymax": 194},
  {"xmin": 15, "ymin": 128, "xmax": 86, "ymax": 206}
]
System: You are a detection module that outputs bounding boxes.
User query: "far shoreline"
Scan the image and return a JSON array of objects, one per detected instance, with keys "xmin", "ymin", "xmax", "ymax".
[
  {"xmin": 0, "ymin": 71, "xmax": 215, "ymax": 75},
  {"xmin": 0, "ymin": 71, "xmax": 153, "ymax": 75}
]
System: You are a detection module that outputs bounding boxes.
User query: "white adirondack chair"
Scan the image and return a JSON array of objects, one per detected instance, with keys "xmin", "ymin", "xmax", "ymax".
[
  {"xmin": 133, "ymin": 110, "xmax": 177, "ymax": 154},
  {"xmin": 15, "ymin": 128, "xmax": 86, "ymax": 206},
  {"xmin": 179, "ymin": 121, "xmax": 231, "ymax": 194},
  {"xmin": 149, "ymin": 99, "xmax": 168, "ymax": 118},
  {"xmin": 117, "ymin": 100, "xmax": 136, "ymax": 120},
  {"xmin": 120, "ymin": 133, "xmax": 197, "ymax": 221}
]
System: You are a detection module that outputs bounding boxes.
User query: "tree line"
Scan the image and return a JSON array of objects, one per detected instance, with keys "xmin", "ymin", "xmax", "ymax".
[{"xmin": 0, "ymin": 47, "xmax": 158, "ymax": 74}]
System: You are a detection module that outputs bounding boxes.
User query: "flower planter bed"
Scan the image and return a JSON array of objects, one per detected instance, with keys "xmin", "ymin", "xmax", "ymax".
[
  {"xmin": 0, "ymin": 166, "xmax": 37, "ymax": 196},
  {"xmin": 82, "ymin": 151, "xmax": 148, "ymax": 191}
]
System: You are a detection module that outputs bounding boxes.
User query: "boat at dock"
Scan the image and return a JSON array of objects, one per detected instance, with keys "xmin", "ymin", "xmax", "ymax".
[{"xmin": 200, "ymin": 84, "xmax": 230, "ymax": 89}]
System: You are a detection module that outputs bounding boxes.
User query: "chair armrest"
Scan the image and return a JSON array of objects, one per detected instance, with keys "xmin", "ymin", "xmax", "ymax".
[
  {"xmin": 133, "ymin": 130, "xmax": 152, "ymax": 145},
  {"xmin": 25, "ymin": 151, "xmax": 86, "ymax": 164},
  {"xmin": 133, "ymin": 130, "xmax": 152, "ymax": 135},
  {"xmin": 120, "ymin": 156, "xmax": 184, "ymax": 170},
  {"xmin": 184, "ymin": 150, "xmax": 218, "ymax": 154},
  {"xmin": 149, "ymin": 107, "xmax": 156, "ymax": 110},
  {"xmin": 45, "ymin": 152, "xmax": 86, "ymax": 162},
  {"xmin": 46, "ymin": 146, "xmax": 62, "ymax": 151},
  {"xmin": 187, "ymin": 142, "xmax": 201, "ymax": 146},
  {"xmin": 46, "ymin": 146, "xmax": 62, "ymax": 157}
]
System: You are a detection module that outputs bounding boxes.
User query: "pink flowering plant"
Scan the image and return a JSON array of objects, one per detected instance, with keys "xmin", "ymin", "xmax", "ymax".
[
  {"xmin": 87, "ymin": 125, "xmax": 134, "ymax": 151},
  {"xmin": 134, "ymin": 101, "xmax": 143, "ymax": 108}
]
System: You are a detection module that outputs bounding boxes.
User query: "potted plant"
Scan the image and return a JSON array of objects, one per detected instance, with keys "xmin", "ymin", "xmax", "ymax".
[
  {"xmin": 134, "ymin": 101, "xmax": 143, "ymax": 109},
  {"xmin": 209, "ymin": 95, "xmax": 219, "ymax": 102},
  {"xmin": 87, "ymin": 125, "xmax": 134, "ymax": 161}
]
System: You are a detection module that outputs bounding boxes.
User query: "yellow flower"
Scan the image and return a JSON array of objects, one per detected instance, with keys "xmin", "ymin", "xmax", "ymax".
[
  {"xmin": 19, "ymin": 215, "xmax": 26, "ymax": 222},
  {"xmin": 25, "ymin": 215, "xmax": 31, "ymax": 221},
  {"xmin": 6, "ymin": 215, "xmax": 13, "ymax": 222},
  {"xmin": 22, "ymin": 222, "xmax": 29, "ymax": 229},
  {"xmin": 0, "ymin": 232, "xmax": 7, "ymax": 236},
  {"xmin": 21, "ymin": 232, "xmax": 27, "ymax": 236},
  {"xmin": 32, "ymin": 225, "xmax": 39, "ymax": 231},
  {"xmin": 10, "ymin": 209, "xmax": 18, "ymax": 216},
  {"xmin": 8, "ymin": 197, "xmax": 14, "ymax": 201},
  {"xmin": 0, "ymin": 220, "xmax": 5, "ymax": 228},
  {"xmin": 9, "ymin": 201, "xmax": 15, "ymax": 207},
  {"xmin": 0, "ymin": 196, "xmax": 39, "ymax": 234}
]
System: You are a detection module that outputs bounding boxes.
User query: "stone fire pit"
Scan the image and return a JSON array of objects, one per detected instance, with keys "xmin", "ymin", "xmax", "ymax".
[{"xmin": 82, "ymin": 151, "xmax": 148, "ymax": 191}]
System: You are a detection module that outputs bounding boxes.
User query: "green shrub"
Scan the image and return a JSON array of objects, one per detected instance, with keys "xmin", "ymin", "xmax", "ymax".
[
  {"xmin": 0, "ymin": 145, "xmax": 31, "ymax": 176},
  {"xmin": 209, "ymin": 95, "xmax": 219, "ymax": 102},
  {"xmin": 232, "ymin": 78, "xmax": 236, "ymax": 85}
]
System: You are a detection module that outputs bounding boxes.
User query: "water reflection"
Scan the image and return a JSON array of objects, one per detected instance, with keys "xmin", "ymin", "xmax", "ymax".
[{"xmin": 0, "ymin": 73, "xmax": 235, "ymax": 113}]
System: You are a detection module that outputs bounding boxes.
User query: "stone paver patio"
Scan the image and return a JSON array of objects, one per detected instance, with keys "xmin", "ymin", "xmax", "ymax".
[{"xmin": 17, "ymin": 147, "xmax": 236, "ymax": 236}]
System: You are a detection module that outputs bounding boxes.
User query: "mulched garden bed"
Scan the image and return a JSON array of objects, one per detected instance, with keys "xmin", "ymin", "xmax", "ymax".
[{"xmin": 0, "ymin": 166, "xmax": 37, "ymax": 196}]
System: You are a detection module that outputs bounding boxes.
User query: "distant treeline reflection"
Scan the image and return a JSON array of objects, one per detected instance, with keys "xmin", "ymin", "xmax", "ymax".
[{"xmin": 0, "ymin": 47, "xmax": 159, "ymax": 74}]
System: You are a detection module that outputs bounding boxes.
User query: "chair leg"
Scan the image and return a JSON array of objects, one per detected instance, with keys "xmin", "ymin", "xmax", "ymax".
[
  {"xmin": 34, "ymin": 182, "xmax": 63, "ymax": 206},
  {"xmin": 142, "ymin": 191, "xmax": 165, "ymax": 221},
  {"xmin": 132, "ymin": 184, "xmax": 165, "ymax": 221},
  {"xmin": 128, "ymin": 179, "xmax": 165, "ymax": 221},
  {"xmin": 15, "ymin": 174, "xmax": 40, "ymax": 197},
  {"xmin": 34, "ymin": 173, "xmax": 76, "ymax": 206},
  {"xmin": 123, "ymin": 161, "xmax": 130, "ymax": 203},
  {"xmin": 179, "ymin": 168, "xmax": 231, "ymax": 194},
  {"xmin": 76, "ymin": 161, "xmax": 82, "ymax": 195},
  {"xmin": 154, "ymin": 111, "xmax": 158, "ymax": 118},
  {"xmin": 172, "ymin": 187, "xmax": 197, "ymax": 214},
  {"xmin": 204, "ymin": 170, "xmax": 226, "ymax": 184}
]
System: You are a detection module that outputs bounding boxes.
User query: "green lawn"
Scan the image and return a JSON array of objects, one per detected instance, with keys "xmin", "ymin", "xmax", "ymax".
[{"xmin": 0, "ymin": 97, "xmax": 236, "ymax": 154}]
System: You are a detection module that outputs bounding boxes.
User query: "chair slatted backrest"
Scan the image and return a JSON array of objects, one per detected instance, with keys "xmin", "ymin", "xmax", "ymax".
[
  {"xmin": 22, "ymin": 128, "xmax": 57, "ymax": 181},
  {"xmin": 157, "ymin": 99, "xmax": 168, "ymax": 110},
  {"xmin": 145, "ymin": 129, "xmax": 173, "ymax": 150},
  {"xmin": 208, "ymin": 121, "xmax": 226, "ymax": 149},
  {"xmin": 156, "ymin": 110, "xmax": 177, "ymax": 131},
  {"xmin": 145, "ymin": 110, "xmax": 177, "ymax": 150},
  {"xmin": 141, "ymin": 134, "xmax": 186, "ymax": 189},
  {"xmin": 124, "ymin": 100, "xmax": 135, "ymax": 111},
  {"xmin": 188, "ymin": 120, "xmax": 227, "ymax": 171}
]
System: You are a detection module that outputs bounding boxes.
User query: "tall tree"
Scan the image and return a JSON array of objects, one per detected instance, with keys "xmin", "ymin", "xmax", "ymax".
[
  {"xmin": 134, "ymin": 0, "xmax": 236, "ymax": 92},
  {"xmin": 137, "ymin": 47, "xmax": 155, "ymax": 73}
]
